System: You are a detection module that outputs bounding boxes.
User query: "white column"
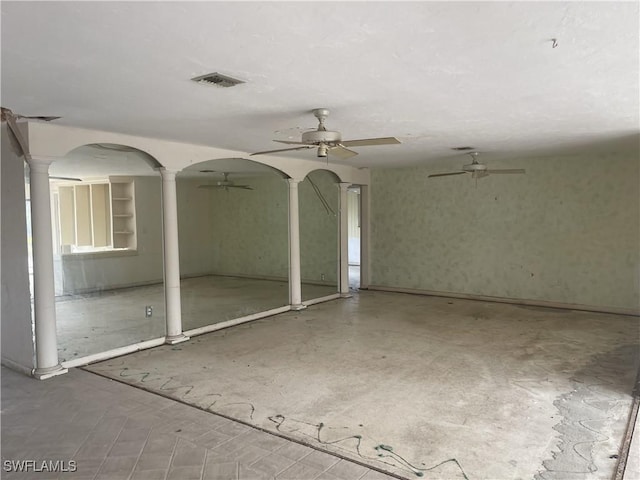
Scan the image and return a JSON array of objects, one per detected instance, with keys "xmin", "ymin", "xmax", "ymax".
[
  {"xmin": 288, "ymin": 179, "xmax": 305, "ymax": 310},
  {"xmin": 29, "ymin": 156, "xmax": 67, "ymax": 379},
  {"xmin": 338, "ymin": 182, "xmax": 352, "ymax": 297},
  {"xmin": 360, "ymin": 184, "xmax": 370, "ymax": 289},
  {"xmin": 160, "ymin": 169, "xmax": 189, "ymax": 344}
]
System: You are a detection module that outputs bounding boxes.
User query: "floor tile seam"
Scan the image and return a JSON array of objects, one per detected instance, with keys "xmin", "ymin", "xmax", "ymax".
[
  {"xmin": 162, "ymin": 434, "xmax": 180, "ymax": 480},
  {"xmin": 274, "ymin": 456, "xmax": 326, "ymax": 480},
  {"xmin": 80, "ymin": 368, "xmax": 410, "ymax": 480},
  {"xmin": 248, "ymin": 454, "xmax": 294, "ymax": 478},
  {"xmin": 68, "ymin": 412, "xmax": 105, "ymax": 459},
  {"xmin": 71, "ymin": 413, "xmax": 128, "ymax": 478},
  {"xmin": 295, "ymin": 453, "xmax": 342, "ymax": 480},
  {"xmin": 125, "ymin": 423, "xmax": 154, "ymax": 480},
  {"xmin": 198, "ymin": 446, "xmax": 206, "ymax": 480},
  {"xmin": 190, "ymin": 422, "xmax": 233, "ymax": 442},
  {"xmin": 204, "ymin": 430, "xmax": 247, "ymax": 455},
  {"xmin": 203, "ymin": 449, "xmax": 239, "ymax": 480}
]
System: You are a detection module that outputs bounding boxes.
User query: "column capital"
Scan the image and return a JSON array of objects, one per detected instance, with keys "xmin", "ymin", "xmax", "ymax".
[
  {"xmin": 157, "ymin": 167, "xmax": 179, "ymax": 179},
  {"xmin": 287, "ymin": 178, "xmax": 304, "ymax": 186},
  {"xmin": 27, "ymin": 155, "xmax": 60, "ymax": 170},
  {"xmin": 338, "ymin": 182, "xmax": 352, "ymax": 191}
]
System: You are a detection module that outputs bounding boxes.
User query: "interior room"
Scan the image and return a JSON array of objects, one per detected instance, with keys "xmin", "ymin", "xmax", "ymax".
[{"xmin": 1, "ymin": 2, "xmax": 638, "ymax": 480}]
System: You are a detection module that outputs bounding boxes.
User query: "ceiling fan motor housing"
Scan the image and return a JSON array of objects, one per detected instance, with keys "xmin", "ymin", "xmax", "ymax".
[
  {"xmin": 463, "ymin": 162, "xmax": 487, "ymax": 172},
  {"xmin": 301, "ymin": 130, "xmax": 342, "ymax": 145}
]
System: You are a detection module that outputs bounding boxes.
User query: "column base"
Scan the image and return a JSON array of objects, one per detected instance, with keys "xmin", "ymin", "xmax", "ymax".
[
  {"xmin": 165, "ymin": 334, "xmax": 190, "ymax": 345},
  {"xmin": 291, "ymin": 304, "xmax": 307, "ymax": 311},
  {"xmin": 340, "ymin": 292, "xmax": 353, "ymax": 298},
  {"xmin": 33, "ymin": 364, "xmax": 68, "ymax": 380}
]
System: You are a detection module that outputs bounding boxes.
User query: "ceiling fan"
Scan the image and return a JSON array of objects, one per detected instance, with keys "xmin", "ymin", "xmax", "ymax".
[
  {"xmin": 251, "ymin": 108, "xmax": 401, "ymax": 159},
  {"xmin": 428, "ymin": 152, "xmax": 525, "ymax": 180},
  {"xmin": 198, "ymin": 171, "xmax": 253, "ymax": 191},
  {"xmin": 1, "ymin": 107, "xmax": 80, "ymax": 181}
]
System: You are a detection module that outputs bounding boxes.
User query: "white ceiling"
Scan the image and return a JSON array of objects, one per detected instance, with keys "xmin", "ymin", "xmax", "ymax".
[{"xmin": 3, "ymin": 1, "xmax": 638, "ymax": 169}]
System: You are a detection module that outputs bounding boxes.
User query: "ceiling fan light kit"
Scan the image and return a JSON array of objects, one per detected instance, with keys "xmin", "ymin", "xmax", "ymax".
[{"xmin": 251, "ymin": 108, "xmax": 400, "ymax": 160}]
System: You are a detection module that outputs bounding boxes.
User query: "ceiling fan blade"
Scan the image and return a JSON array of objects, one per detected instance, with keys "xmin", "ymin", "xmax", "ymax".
[
  {"xmin": 329, "ymin": 144, "xmax": 358, "ymax": 159},
  {"xmin": 485, "ymin": 169, "xmax": 526, "ymax": 174},
  {"xmin": 50, "ymin": 176, "xmax": 82, "ymax": 182},
  {"xmin": 340, "ymin": 137, "xmax": 401, "ymax": 147},
  {"xmin": 428, "ymin": 171, "xmax": 466, "ymax": 178},
  {"xmin": 273, "ymin": 140, "xmax": 313, "ymax": 145},
  {"xmin": 197, "ymin": 184, "xmax": 253, "ymax": 190},
  {"xmin": 22, "ymin": 115, "xmax": 61, "ymax": 122},
  {"xmin": 250, "ymin": 145, "xmax": 314, "ymax": 156}
]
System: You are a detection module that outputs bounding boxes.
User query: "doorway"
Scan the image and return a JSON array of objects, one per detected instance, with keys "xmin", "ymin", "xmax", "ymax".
[{"xmin": 347, "ymin": 186, "xmax": 360, "ymax": 290}]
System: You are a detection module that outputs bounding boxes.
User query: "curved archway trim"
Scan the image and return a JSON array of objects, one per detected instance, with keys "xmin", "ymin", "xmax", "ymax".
[{"xmin": 26, "ymin": 122, "xmax": 370, "ymax": 185}]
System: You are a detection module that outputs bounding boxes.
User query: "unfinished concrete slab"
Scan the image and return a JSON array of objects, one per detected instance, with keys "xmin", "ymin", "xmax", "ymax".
[
  {"xmin": 56, "ymin": 275, "xmax": 336, "ymax": 362},
  {"xmin": 86, "ymin": 291, "xmax": 639, "ymax": 479}
]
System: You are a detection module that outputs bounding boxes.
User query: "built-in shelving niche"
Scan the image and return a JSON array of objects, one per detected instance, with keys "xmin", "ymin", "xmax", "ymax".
[{"xmin": 109, "ymin": 178, "xmax": 137, "ymax": 250}]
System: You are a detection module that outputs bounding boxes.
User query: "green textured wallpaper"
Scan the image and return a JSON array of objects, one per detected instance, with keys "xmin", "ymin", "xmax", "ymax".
[
  {"xmin": 181, "ymin": 170, "xmax": 340, "ymax": 285},
  {"xmin": 202, "ymin": 175, "xmax": 290, "ymax": 279},
  {"xmin": 370, "ymin": 152, "xmax": 640, "ymax": 310}
]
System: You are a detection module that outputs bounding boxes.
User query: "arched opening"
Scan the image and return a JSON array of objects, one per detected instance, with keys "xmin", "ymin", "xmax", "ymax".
[
  {"xmin": 46, "ymin": 143, "xmax": 165, "ymax": 361},
  {"xmin": 299, "ymin": 169, "xmax": 341, "ymax": 301},
  {"xmin": 176, "ymin": 158, "xmax": 290, "ymax": 331}
]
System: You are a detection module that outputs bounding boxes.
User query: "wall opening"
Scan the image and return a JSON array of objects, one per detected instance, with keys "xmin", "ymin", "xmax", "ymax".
[
  {"xmin": 347, "ymin": 185, "xmax": 361, "ymax": 290},
  {"xmin": 177, "ymin": 158, "xmax": 290, "ymax": 331},
  {"xmin": 46, "ymin": 143, "xmax": 166, "ymax": 362},
  {"xmin": 300, "ymin": 169, "xmax": 340, "ymax": 301}
]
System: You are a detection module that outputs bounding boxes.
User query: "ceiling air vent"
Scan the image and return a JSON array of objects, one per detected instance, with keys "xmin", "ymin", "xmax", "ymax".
[{"xmin": 191, "ymin": 72, "xmax": 245, "ymax": 88}]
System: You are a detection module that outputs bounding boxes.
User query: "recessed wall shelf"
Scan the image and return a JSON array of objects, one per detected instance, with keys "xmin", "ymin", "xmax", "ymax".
[{"xmin": 110, "ymin": 179, "xmax": 136, "ymax": 250}]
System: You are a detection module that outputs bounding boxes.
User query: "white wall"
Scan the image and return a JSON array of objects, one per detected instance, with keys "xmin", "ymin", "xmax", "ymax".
[
  {"xmin": 1, "ymin": 125, "xmax": 36, "ymax": 372},
  {"xmin": 370, "ymin": 151, "xmax": 640, "ymax": 312}
]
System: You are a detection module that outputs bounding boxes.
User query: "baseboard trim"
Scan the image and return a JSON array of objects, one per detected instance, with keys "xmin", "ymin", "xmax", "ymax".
[
  {"xmin": 61, "ymin": 279, "xmax": 164, "ymax": 297},
  {"xmin": 184, "ymin": 305, "xmax": 292, "ymax": 338},
  {"xmin": 206, "ymin": 272, "xmax": 337, "ymax": 288},
  {"xmin": 61, "ymin": 337, "xmax": 166, "ymax": 369},
  {"xmin": 304, "ymin": 293, "xmax": 341, "ymax": 306},
  {"xmin": 1, "ymin": 357, "xmax": 35, "ymax": 376},
  {"xmin": 367, "ymin": 285, "xmax": 640, "ymax": 317}
]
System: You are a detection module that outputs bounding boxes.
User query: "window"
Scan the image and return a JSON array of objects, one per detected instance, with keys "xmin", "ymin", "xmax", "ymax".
[{"xmin": 54, "ymin": 177, "xmax": 136, "ymax": 253}]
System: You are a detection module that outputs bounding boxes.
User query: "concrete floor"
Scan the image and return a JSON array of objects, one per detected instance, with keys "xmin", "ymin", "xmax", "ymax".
[
  {"xmin": 85, "ymin": 291, "xmax": 640, "ymax": 479},
  {"xmin": 56, "ymin": 275, "xmax": 336, "ymax": 362},
  {"xmin": 1, "ymin": 367, "xmax": 397, "ymax": 480}
]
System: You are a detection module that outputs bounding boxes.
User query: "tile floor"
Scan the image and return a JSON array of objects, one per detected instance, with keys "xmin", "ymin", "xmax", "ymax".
[{"xmin": 1, "ymin": 367, "xmax": 397, "ymax": 480}]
